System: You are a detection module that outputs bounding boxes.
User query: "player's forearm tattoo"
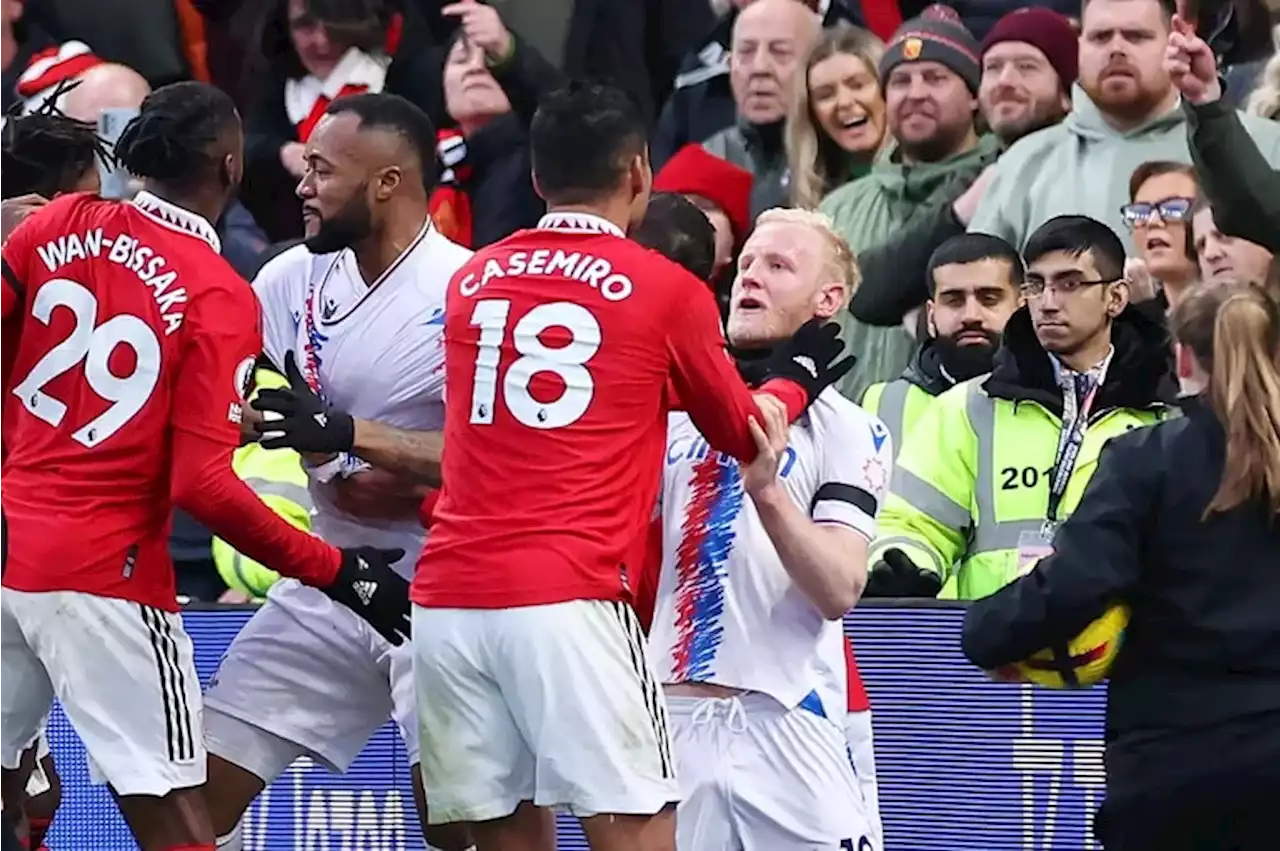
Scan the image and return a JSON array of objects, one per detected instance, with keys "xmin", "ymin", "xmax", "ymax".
[{"xmin": 351, "ymin": 419, "xmax": 444, "ymax": 485}]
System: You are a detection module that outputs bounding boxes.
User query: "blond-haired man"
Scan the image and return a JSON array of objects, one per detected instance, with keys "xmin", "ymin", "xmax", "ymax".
[{"xmin": 646, "ymin": 208, "xmax": 889, "ymax": 850}]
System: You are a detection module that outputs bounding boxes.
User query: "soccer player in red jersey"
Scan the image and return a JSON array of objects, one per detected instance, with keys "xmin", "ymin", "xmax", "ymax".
[
  {"xmin": 411, "ymin": 82, "xmax": 850, "ymax": 851},
  {"xmin": 0, "ymin": 82, "xmax": 409, "ymax": 851},
  {"xmin": 0, "ymin": 97, "xmax": 110, "ymax": 851}
]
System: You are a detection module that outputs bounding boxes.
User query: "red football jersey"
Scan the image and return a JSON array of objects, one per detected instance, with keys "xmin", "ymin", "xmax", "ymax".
[
  {"xmin": 412, "ymin": 212, "xmax": 807, "ymax": 609},
  {"xmin": 1, "ymin": 191, "xmax": 261, "ymax": 609}
]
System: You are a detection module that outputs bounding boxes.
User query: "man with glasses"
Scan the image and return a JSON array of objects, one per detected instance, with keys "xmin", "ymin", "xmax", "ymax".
[{"xmin": 866, "ymin": 215, "xmax": 1178, "ymax": 601}]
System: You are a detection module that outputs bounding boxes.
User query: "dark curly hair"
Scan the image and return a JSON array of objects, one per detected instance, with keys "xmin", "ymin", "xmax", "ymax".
[
  {"xmin": 113, "ymin": 81, "xmax": 240, "ymax": 193},
  {"xmin": 1, "ymin": 81, "xmax": 112, "ymax": 200}
]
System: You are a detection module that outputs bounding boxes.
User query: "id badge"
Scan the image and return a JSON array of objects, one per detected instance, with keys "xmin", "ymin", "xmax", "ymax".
[{"xmin": 1015, "ymin": 528, "xmax": 1055, "ymax": 578}]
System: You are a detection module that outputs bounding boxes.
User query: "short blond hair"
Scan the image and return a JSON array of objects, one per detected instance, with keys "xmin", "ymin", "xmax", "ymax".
[{"xmin": 752, "ymin": 207, "xmax": 860, "ymax": 304}]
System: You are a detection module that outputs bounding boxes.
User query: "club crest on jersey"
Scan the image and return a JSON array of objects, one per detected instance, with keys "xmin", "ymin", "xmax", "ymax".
[
  {"xmin": 862, "ymin": 456, "xmax": 888, "ymax": 500},
  {"xmin": 233, "ymin": 356, "xmax": 256, "ymax": 403}
]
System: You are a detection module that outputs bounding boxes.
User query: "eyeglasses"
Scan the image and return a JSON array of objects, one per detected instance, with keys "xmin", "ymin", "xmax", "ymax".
[
  {"xmin": 1019, "ymin": 277, "xmax": 1116, "ymax": 298},
  {"xmin": 1120, "ymin": 197, "xmax": 1194, "ymax": 229}
]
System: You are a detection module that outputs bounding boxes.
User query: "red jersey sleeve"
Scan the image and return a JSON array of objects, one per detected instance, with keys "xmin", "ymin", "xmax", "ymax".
[
  {"xmin": 664, "ymin": 281, "xmax": 809, "ymax": 461},
  {"xmin": 169, "ymin": 277, "xmax": 262, "ymax": 443},
  {"xmin": 169, "ymin": 277, "xmax": 340, "ymax": 586},
  {"xmin": 418, "ymin": 488, "xmax": 441, "ymax": 529},
  {"xmin": 1, "ymin": 203, "xmax": 44, "ymax": 321}
]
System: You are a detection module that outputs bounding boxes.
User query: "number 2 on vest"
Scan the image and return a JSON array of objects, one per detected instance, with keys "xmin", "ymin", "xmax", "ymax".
[{"xmin": 1000, "ymin": 465, "xmax": 1055, "ymax": 490}]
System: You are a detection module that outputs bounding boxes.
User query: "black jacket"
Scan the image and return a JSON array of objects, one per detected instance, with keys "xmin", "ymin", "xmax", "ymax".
[
  {"xmin": 1186, "ymin": 97, "xmax": 1280, "ymax": 255},
  {"xmin": 651, "ymin": 0, "xmax": 867, "ymax": 170},
  {"xmin": 981, "ymin": 304, "xmax": 1178, "ymax": 416},
  {"xmin": 241, "ymin": 0, "xmax": 447, "ymax": 241},
  {"xmin": 897, "ymin": 337, "xmax": 958, "ymax": 397},
  {"xmin": 461, "ymin": 34, "xmax": 567, "ymax": 248},
  {"xmin": 1, "ymin": 20, "xmax": 54, "ymax": 114},
  {"xmin": 962, "ymin": 396, "xmax": 1280, "ymax": 804},
  {"xmin": 650, "ymin": 25, "xmax": 736, "ymax": 170}
]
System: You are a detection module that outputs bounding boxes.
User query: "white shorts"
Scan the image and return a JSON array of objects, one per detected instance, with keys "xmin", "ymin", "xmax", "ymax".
[
  {"xmin": 413, "ymin": 599, "xmax": 679, "ymax": 824},
  {"xmin": 0, "ymin": 589, "xmax": 204, "ymax": 797},
  {"xmin": 845, "ymin": 710, "xmax": 882, "ymax": 849},
  {"xmin": 667, "ymin": 692, "xmax": 877, "ymax": 851},
  {"xmin": 203, "ymin": 579, "xmax": 416, "ymax": 780}
]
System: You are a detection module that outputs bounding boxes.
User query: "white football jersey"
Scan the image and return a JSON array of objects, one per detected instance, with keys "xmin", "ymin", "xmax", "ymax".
[
  {"xmin": 253, "ymin": 223, "xmax": 472, "ymax": 576},
  {"xmin": 649, "ymin": 388, "xmax": 893, "ymax": 720}
]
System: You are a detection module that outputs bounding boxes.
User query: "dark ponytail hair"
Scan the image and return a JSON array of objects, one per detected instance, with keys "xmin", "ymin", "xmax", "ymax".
[
  {"xmin": 114, "ymin": 81, "xmax": 239, "ymax": 190},
  {"xmin": 1171, "ymin": 282, "xmax": 1280, "ymax": 518}
]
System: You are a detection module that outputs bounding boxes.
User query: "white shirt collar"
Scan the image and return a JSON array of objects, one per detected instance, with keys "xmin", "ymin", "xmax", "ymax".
[
  {"xmin": 130, "ymin": 191, "xmax": 222, "ymax": 254},
  {"xmin": 1050, "ymin": 344, "xmax": 1115, "ymax": 387},
  {"xmin": 537, "ymin": 211, "xmax": 625, "ymax": 238}
]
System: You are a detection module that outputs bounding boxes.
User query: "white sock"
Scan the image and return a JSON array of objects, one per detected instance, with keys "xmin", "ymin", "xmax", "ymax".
[{"xmin": 215, "ymin": 821, "xmax": 243, "ymax": 851}]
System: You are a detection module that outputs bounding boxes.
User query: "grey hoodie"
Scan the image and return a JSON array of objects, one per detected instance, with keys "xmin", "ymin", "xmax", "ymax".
[{"xmin": 969, "ymin": 84, "xmax": 1280, "ymax": 252}]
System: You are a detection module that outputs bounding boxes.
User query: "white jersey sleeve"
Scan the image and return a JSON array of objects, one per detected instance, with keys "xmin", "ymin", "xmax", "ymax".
[
  {"xmin": 810, "ymin": 393, "xmax": 894, "ymax": 541},
  {"xmin": 250, "ymin": 245, "xmax": 317, "ymax": 370}
]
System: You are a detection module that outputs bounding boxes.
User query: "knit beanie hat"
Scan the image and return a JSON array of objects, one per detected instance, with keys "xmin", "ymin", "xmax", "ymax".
[
  {"xmin": 654, "ymin": 144, "xmax": 753, "ymax": 248},
  {"xmin": 981, "ymin": 7, "xmax": 1079, "ymax": 92},
  {"xmin": 879, "ymin": 5, "xmax": 981, "ymax": 94}
]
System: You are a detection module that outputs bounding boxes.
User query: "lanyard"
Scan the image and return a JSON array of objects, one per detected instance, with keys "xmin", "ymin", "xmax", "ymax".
[{"xmin": 1044, "ymin": 373, "xmax": 1099, "ymax": 528}]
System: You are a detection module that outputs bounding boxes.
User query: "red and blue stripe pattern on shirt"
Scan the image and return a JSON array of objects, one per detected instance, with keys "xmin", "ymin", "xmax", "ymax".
[{"xmin": 669, "ymin": 453, "xmax": 743, "ymax": 682}]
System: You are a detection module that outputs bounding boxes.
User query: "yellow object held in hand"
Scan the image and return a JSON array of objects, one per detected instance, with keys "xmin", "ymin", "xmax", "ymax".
[{"xmin": 1011, "ymin": 603, "xmax": 1130, "ymax": 689}]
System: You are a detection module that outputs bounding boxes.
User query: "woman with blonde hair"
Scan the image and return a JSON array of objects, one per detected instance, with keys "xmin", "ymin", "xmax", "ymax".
[
  {"xmin": 963, "ymin": 282, "xmax": 1280, "ymax": 850},
  {"xmin": 786, "ymin": 23, "xmax": 887, "ymax": 210}
]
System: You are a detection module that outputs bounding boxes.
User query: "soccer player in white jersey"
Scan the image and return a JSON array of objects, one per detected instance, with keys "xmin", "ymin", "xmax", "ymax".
[
  {"xmin": 198, "ymin": 94, "xmax": 473, "ymax": 851},
  {"xmin": 648, "ymin": 208, "xmax": 892, "ymax": 851}
]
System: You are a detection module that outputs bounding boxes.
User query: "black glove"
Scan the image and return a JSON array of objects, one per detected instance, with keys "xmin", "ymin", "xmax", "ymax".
[
  {"xmin": 757, "ymin": 319, "xmax": 857, "ymax": 406},
  {"xmin": 864, "ymin": 548, "xmax": 943, "ymax": 598},
  {"xmin": 252, "ymin": 351, "xmax": 355, "ymax": 453},
  {"xmin": 324, "ymin": 547, "xmax": 412, "ymax": 645}
]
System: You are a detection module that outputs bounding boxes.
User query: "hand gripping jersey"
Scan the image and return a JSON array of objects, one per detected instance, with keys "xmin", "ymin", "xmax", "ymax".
[
  {"xmin": 649, "ymin": 388, "xmax": 894, "ymax": 719},
  {"xmin": 413, "ymin": 212, "xmax": 807, "ymax": 609},
  {"xmin": 253, "ymin": 223, "xmax": 471, "ymax": 576},
  {"xmin": 0, "ymin": 192, "xmax": 285, "ymax": 609}
]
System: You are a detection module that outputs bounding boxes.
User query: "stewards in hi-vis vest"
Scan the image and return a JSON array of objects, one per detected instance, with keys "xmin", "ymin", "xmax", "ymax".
[
  {"xmin": 212, "ymin": 367, "xmax": 314, "ymax": 599},
  {"xmin": 867, "ymin": 216, "xmax": 1178, "ymax": 600}
]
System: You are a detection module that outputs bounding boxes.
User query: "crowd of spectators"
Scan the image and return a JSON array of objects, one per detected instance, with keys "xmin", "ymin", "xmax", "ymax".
[{"xmin": 3, "ymin": 0, "xmax": 1279, "ymax": 602}]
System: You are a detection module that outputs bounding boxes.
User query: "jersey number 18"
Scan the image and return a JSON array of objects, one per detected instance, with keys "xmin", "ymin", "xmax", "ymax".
[{"xmin": 468, "ymin": 299, "xmax": 600, "ymax": 430}]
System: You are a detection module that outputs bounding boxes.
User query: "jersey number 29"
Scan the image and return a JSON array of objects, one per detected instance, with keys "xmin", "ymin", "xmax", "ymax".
[
  {"xmin": 11, "ymin": 278, "xmax": 161, "ymax": 447},
  {"xmin": 469, "ymin": 299, "xmax": 600, "ymax": 430}
]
